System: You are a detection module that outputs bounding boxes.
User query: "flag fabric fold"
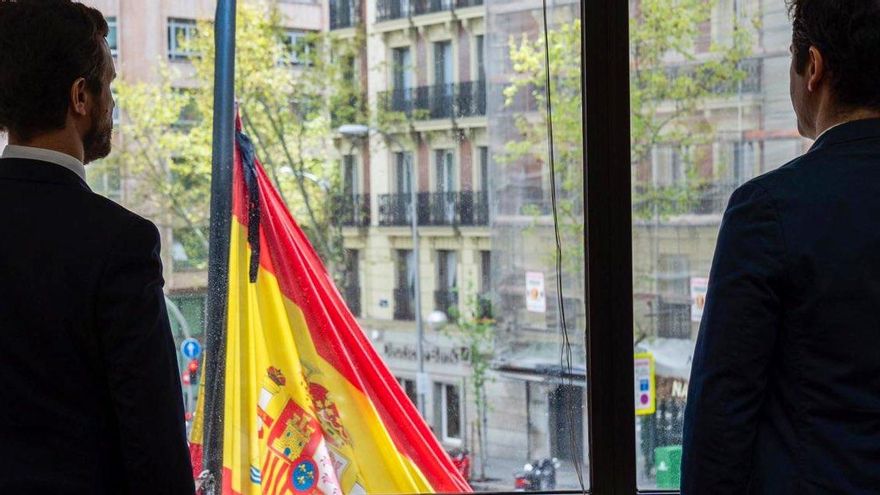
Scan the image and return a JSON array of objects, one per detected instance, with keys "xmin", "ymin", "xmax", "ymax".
[{"xmin": 189, "ymin": 114, "xmax": 471, "ymax": 495}]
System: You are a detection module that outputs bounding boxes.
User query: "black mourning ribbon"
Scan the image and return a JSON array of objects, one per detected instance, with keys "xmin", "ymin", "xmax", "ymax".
[{"xmin": 236, "ymin": 130, "xmax": 261, "ymax": 283}]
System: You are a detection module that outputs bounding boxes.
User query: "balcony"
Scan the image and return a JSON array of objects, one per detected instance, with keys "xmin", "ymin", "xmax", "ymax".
[
  {"xmin": 380, "ymin": 81, "xmax": 487, "ymax": 121},
  {"xmin": 330, "ymin": 0, "xmax": 358, "ymax": 29},
  {"xmin": 378, "ymin": 191, "xmax": 489, "ymax": 227},
  {"xmin": 343, "ymin": 283, "xmax": 361, "ymax": 317},
  {"xmin": 394, "ymin": 287, "xmax": 415, "ymax": 320},
  {"xmin": 693, "ymin": 181, "xmax": 737, "ymax": 215},
  {"xmin": 331, "ymin": 193, "xmax": 371, "ymax": 227},
  {"xmin": 378, "ymin": 194, "xmax": 414, "ymax": 226},
  {"xmin": 434, "ymin": 289, "xmax": 459, "ymax": 317},
  {"xmin": 377, "ymin": 0, "xmax": 456, "ymax": 21}
]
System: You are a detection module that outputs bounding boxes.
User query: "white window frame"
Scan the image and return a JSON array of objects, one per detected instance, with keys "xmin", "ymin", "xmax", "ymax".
[
  {"xmin": 167, "ymin": 18, "xmax": 198, "ymax": 61},
  {"xmin": 435, "ymin": 381, "xmax": 463, "ymax": 444},
  {"xmin": 282, "ymin": 29, "xmax": 314, "ymax": 66}
]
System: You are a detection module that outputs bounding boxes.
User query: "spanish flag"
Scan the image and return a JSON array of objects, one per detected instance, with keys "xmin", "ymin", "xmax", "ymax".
[{"xmin": 189, "ymin": 117, "xmax": 471, "ymax": 495}]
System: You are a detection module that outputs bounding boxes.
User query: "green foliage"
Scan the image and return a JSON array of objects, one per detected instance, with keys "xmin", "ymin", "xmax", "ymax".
[
  {"xmin": 630, "ymin": 0, "xmax": 758, "ymax": 217},
  {"xmin": 106, "ymin": 0, "xmax": 367, "ymax": 273},
  {"xmin": 445, "ymin": 287, "xmax": 495, "ymax": 478},
  {"xmin": 500, "ymin": 18, "xmax": 585, "ymax": 283},
  {"xmin": 501, "ymin": 0, "xmax": 757, "ymax": 225}
]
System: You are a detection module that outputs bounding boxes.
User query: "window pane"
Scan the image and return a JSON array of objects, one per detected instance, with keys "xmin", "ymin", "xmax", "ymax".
[
  {"xmin": 630, "ymin": 0, "xmax": 804, "ymax": 488},
  {"xmin": 100, "ymin": 0, "xmax": 586, "ymax": 490}
]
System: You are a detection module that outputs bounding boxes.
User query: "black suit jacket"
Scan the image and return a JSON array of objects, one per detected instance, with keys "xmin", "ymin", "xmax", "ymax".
[
  {"xmin": 0, "ymin": 158, "xmax": 194, "ymax": 494},
  {"xmin": 682, "ymin": 119, "xmax": 880, "ymax": 494}
]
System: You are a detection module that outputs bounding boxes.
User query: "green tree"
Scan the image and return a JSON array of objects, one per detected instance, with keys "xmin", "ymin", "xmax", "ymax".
[
  {"xmin": 446, "ymin": 290, "xmax": 495, "ymax": 481},
  {"xmin": 629, "ymin": 0, "xmax": 756, "ymax": 218},
  {"xmin": 107, "ymin": 1, "xmax": 366, "ymax": 274},
  {"xmin": 502, "ymin": 0, "xmax": 756, "ymax": 223}
]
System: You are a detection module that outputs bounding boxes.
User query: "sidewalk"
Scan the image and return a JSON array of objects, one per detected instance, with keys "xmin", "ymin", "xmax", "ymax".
[{"xmin": 469, "ymin": 457, "xmax": 589, "ymax": 492}]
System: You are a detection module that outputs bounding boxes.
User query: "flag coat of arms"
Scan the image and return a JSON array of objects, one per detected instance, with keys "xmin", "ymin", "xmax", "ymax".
[{"xmin": 190, "ymin": 117, "xmax": 471, "ymax": 495}]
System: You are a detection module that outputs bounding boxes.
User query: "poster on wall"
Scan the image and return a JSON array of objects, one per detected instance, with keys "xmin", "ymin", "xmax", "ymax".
[
  {"xmin": 525, "ymin": 271, "xmax": 546, "ymax": 313},
  {"xmin": 634, "ymin": 352, "xmax": 656, "ymax": 416},
  {"xmin": 690, "ymin": 277, "xmax": 709, "ymax": 323}
]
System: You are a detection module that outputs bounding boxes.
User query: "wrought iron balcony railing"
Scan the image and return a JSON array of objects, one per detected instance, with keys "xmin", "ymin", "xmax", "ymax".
[
  {"xmin": 332, "ymin": 193, "xmax": 371, "ymax": 227},
  {"xmin": 394, "ymin": 287, "xmax": 415, "ymax": 320},
  {"xmin": 381, "ymin": 81, "xmax": 486, "ymax": 120},
  {"xmin": 378, "ymin": 191, "xmax": 489, "ymax": 227},
  {"xmin": 378, "ymin": 193, "xmax": 414, "ymax": 226},
  {"xmin": 330, "ymin": 0, "xmax": 359, "ymax": 29},
  {"xmin": 377, "ymin": 0, "xmax": 458, "ymax": 21}
]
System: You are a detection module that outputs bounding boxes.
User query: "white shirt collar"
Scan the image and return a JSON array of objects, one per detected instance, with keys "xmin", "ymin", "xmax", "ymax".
[{"xmin": 1, "ymin": 145, "xmax": 86, "ymax": 182}]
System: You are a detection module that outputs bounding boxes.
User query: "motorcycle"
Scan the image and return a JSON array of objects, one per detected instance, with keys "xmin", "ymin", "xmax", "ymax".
[
  {"xmin": 447, "ymin": 448, "xmax": 472, "ymax": 482},
  {"xmin": 513, "ymin": 457, "xmax": 560, "ymax": 491}
]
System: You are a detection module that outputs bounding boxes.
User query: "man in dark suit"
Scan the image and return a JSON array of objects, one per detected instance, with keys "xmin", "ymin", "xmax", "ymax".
[
  {"xmin": 0, "ymin": 2, "xmax": 194, "ymax": 493},
  {"xmin": 682, "ymin": 1, "xmax": 880, "ymax": 494}
]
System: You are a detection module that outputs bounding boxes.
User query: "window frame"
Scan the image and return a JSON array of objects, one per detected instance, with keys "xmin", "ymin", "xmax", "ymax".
[
  {"xmin": 581, "ymin": 0, "xmax": 645, "ymax": 493},
  {"xmin": 167, "ymin": 18, "xmax": 199, "ymax": 61},
  {"xmin": 281, "ymin": 29, "xmax": 315, "ymax": 66},
  {"xmin": 432, "ymin": 381, "xmax": 464, "ymax": 444},
  {"xmin": 106, "ymin": 16, "xmax": 119, "ymax": 58}
]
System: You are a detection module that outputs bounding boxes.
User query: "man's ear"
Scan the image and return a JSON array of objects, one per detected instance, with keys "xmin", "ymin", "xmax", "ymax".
[
  {"xmin": 69, "ymin": 77, "xmax": 89, "ymax": 117},
  {"xmin": 806, "ymin": 46, "xmax": 825, "ymax": 93}
]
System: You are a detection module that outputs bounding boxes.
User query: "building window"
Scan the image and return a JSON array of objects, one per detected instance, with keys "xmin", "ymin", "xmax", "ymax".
[
  {"xmin": 106, "ymin": 16, "xmax": 118, "ymax": 57},
  {"xmin": 394, "ymin": 249, "xmax": 416, "ymax": 321},
  {"xmin": 343, "ymin": 249, "xmax": 361, "ymax": 317},
  {"xmin": 480, "ymin": 251, "xmax": 491, "ymax": 294},
  {"xmin": 655, "ymin": 255, "xmax": 691, "ymax": 339},
  {"xmin": 651, "ymin": 144, "xmax": 688, "ymax": 186},
  {"xmin": 397, "ymin": 377, "xmax": 418, "ymax": 406},
  {"xmin": 342, "ymin": 154, "xmax": 359, "ymax": 197},
  {"xmin": 433, "ymin": 382, "xmax": 462, "ymax": 442},
  {"xmin": 433, "ymin": 41, "xmax": 453, "ymax": 87},
  {"xmin": 475, "ymin": 34, "xmax": 485, "ymax": 82},
  {"xmin": 88, "ymin": 167, "xmax": 122, "ymax": 202},
  {"xmin": 478, "ymin": 146, "xmax": 489, "ymax": 191},
  {"xmin": 478, "ymin": 251, "xmax": 492, "ymax": 318},
  {"xmin": 435, "ymin": 250, "xmax": 458, "ymax": 317},
  {"xmin": 167, "ymin": 18, "xmax": 198, "ymax": 61},
  {"xmin": 395, "ymin": 151, "xmax": 413, "ymax": 195},
  {"xmin": 282, "ymin": 29, "xmax": 314, "ymax": 66},
  {"xmin": 434, "ymin": 149, "xmax": 455, "ymax": 193},
  {"xmin": 173, "ymin": 89, "xmax": 200, "ymax": 128},
  {"xmin": 111, "ymin": 86, "xmax": 120, "ymax": 125},
  {"xmin": 392, "ymin": 47, "xmax": 412, "ymax": 91}
]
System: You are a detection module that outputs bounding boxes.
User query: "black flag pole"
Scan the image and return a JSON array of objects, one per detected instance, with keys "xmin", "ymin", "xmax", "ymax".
[{"xmin": 203, "ymin": 0, "xmax": 236, "ymax": 489}]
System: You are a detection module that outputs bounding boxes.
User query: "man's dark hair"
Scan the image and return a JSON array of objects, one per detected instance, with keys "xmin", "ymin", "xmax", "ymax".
[
  {"xmin": 0, "ymin": 0, "xmax": 109, "ymax": 141},
  {"xmin": 788, "ymin": 0, "xmax": 880, "ymax": 110}
]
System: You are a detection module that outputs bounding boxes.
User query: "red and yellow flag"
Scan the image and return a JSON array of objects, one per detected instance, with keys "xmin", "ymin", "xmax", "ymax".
[{"xmin": 190, "ymin": 118, "xmax": 471, "ymax": 495}]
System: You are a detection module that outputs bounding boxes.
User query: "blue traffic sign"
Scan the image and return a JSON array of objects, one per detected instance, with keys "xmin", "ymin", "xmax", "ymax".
[{"xmin": 181, "ymin": 338, "xmax": 202, "ymax": 359}]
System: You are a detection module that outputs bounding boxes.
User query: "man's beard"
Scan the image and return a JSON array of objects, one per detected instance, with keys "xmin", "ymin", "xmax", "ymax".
[{"xmin": 83, "ymin": 110, "xmax": 113, "ymax": 164}]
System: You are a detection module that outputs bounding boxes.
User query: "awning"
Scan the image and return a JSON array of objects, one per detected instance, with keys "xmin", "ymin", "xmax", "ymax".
[{"xmin": 636, "ymin": 337, "xmax": 696, "ymax": 381}]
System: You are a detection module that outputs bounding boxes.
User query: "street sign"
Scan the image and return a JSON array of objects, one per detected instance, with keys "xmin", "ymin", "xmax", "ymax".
[
  {"xmin": 634, "ymin": 352, "xmax": 656, "ymax": 416},
  {"xmin": 181, "ymin": 338, "xmax": 202, "ymax": 359}
]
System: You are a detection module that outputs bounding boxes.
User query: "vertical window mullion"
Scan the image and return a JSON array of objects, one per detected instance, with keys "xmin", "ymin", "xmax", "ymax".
[{"xmin": 582, "ymin": 0, "xmax": 636, "ymax": 493}]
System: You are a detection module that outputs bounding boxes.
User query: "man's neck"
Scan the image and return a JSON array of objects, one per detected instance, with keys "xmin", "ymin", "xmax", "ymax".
[{"xmin": 8, "ymin": 131, "xmax": 84, "ymax": 164}]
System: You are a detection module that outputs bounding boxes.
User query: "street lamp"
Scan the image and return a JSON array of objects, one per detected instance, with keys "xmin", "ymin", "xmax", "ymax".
[{"xmin": 337, "ymin": 124, "xmax": 429, "ymax": 417}]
